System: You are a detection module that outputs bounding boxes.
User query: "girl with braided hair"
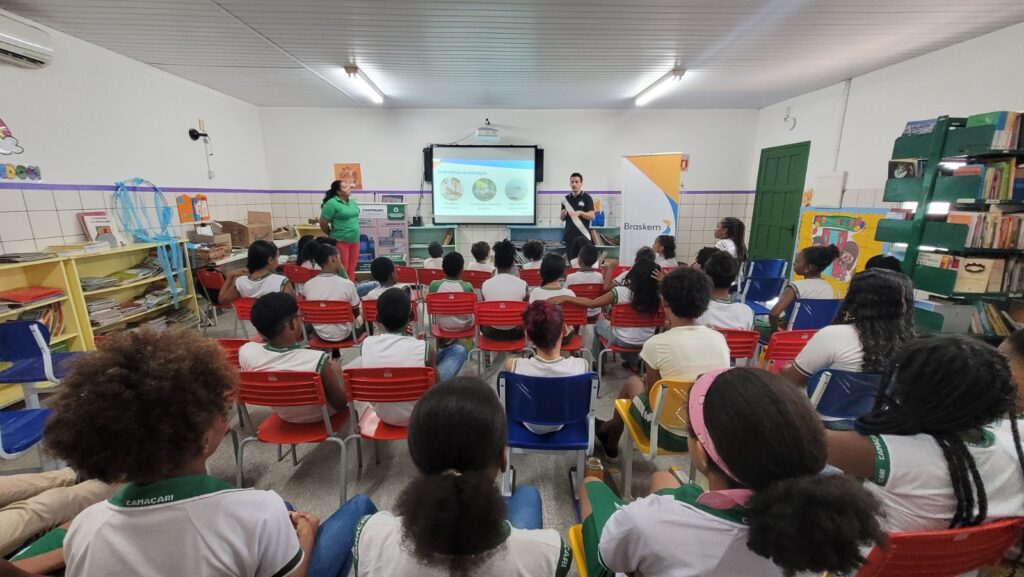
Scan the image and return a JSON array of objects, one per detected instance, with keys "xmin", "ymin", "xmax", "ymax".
[
  {"xmin": 828, "ymin": 335, "xmax": 1024, "ymax": 533},
  {"xmin": 782, "ymin": 268, "xmax": 915, "ymax": 387}
]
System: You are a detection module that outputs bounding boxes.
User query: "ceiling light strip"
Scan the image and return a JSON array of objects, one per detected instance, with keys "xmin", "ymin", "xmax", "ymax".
[{"xmin": 634, "ymin": 67, "xmax": 686, "ymax": 107}]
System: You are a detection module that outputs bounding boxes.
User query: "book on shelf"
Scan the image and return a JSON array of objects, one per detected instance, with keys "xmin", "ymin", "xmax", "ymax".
[
  {"xmin": 970, "ymin": 301, "xmax": 1014, "ymax": 337},
  {"xmin": 954, "ymin": 165, "xmax": 984, "ymax": 177},
  {"xmin": 0, "ymin": 252, "xmax": 56, "ymax": 263},
  {"xmin": 78, "ymin": 211, "xmax": 125, "ymax": 248},
  {"xmin": 441, "ymin": 230, "xmax": 454, "ymax": 245},
  {"xmin": 592, "ymin": 230, "xmax": 620, "ymax": 246},
  {"xmin": 45, "ymin": 241, "xmax": 109, "ymax": 256},
  {"xmin": 902, "ymin": 118, "xmax": 938, "ymax": 136},
  {"xmin": 17, "ymin": 303, "xmax": 64, "ymax": 337},
  {"xmin": 0, "ymin": 286, "xmax": 64, "ymax": 307},
  {"xmin": 888, "ymin": 160, "xmax": 927, "ymax": 179},
  {"xmin": 966, "ymin": 111, "xmax": 1023, "ymax": 150}
]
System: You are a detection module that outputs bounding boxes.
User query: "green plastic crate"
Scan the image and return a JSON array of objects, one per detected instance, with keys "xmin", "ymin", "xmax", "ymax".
[{"xmin": 884, "ymin": 178, "xmax": 924, "ymax": 203}]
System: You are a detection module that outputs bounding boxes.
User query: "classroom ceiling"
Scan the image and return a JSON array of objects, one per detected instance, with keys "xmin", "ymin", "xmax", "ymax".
[{"xmin": 4, "ymin": 0, "xmax": 1024, "ymax": 109}]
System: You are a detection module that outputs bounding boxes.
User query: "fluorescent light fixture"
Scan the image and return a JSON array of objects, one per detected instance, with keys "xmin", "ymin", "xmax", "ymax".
[
  {"xmin": 345, "ymin": 65, "xmax": 384, "ymax": 104},
  {"xmin": 634, "ymin": 67, "xmax": 685, "ymax": 107}
]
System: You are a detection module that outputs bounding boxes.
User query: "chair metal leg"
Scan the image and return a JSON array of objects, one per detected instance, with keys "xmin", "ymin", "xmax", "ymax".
[
  {"xmin": 572, "ymin": 450, "xmax": 585, "ymax": 498},
  {"xmin": 596, "ymin": 348, "xmax": 611, "ymax": 398},
  {"xmin": 233, "ymin": 315, "xmax": 239, "ymax": 338},
  {"xmin": 327, "ymin": 437, "xmax": 349, "ymax": 506},
  {"xmin": 374, "ymin": 440, "xmax": 381, "ymax": 465},
  {"xmin": 500, "ymin": 447, "xmax": 514, "ymax": 497},
  {"xmin": 621, "ymin": 430, "xmax": 635, "ymax": 501},
  {"xmin": 291, "ymin": 444, "xmax": 298, "ymax": 466},
  {"xmin": 236, "ymin": 437, "xmax": 257, "ymax": 488}
]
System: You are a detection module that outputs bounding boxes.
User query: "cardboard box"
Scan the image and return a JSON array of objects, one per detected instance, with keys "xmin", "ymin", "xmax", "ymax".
[
  {"xmin": 194, "ymin": 244, "xmax": 232, "ymax": 266},
  {"xmin": 273, "ymin": 226, "xmax": 294, "ymax": 241},
  {"xmin": 220, "ymin": 211, "xmax": 273, "ymax": 247},
  {"xmin": 187, "ymin": 222, "xmax": 232, "ymax": 246}
]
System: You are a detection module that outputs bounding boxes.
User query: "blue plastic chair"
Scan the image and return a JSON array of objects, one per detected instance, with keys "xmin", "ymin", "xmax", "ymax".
[
  {"xmin": 806, "ymin": 369, "xmax": 882, "ymax": 430},
  {"xmin": 789, "ymin": 299, "xmax": 843, "ymax": 330},
  {"xmin": 0, "ymin": 321, "xmax": 85, "ymax": 409},
  {"xmin": 1, "ymin": 408, "xmax": 52, "ymax": 459},
  {"xmin": 740, "ymin": 276, "xmax": 787, "ymax": 316},
  {"xmin": 747, "ymin": 259, "xmax": 787, "ymax": 279},
  {"xmin": 497, "ymin": 371, "xmax": 598, "ymax": 501}
]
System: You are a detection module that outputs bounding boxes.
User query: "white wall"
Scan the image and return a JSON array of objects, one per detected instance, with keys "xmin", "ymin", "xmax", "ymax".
[
  {"xmin": 0, "ymin": 26, "xmax": 269, "ymax": 189},
  {"xmin": 754, "ymin": 20, "xmax": 1024, "ymax": 205}
]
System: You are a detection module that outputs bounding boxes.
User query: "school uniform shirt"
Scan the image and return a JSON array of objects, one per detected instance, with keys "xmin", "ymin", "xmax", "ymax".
[
  {"xmin": 466, "ymin": 262, "xmax": 496, "ymax": 274},
  {"xmin": 362, "ymin": 283, "xmax": 413, "ymax": 301},
  {"xmin": 609, "ymin": 286, "xmax": 657, "ymax": 346},
  {"xmin": 792, "ymin": 324, "xmax": 863, "ymax": 376},
  {"xmin": 522, "ymin": 260, "xmax": 542, "ymax": 270},
  {"xmin": 303, "ymin": 273, "xmax": 363, "ymax": 341},
  {"xmin": 639, "ymin": 325, "xmax": 730, "ymax": 381},
  {"xmin": 699, "ymin": 299, "xmax": 755, "ymax": 331},
  {"xmin": 596, "ymin": 483, "xmax": 787, "ymax": 577},
  {"xmin": 354, "ymin": 511, "xmax": 571, "ymax": 577},
  {"xmin": 569, "ymin": 257, "xmax": 580, "ymax": 269},
  {"xmin": 235, "ymin": 273, "xmax": 289, "ymax": 299},
  {"xmin": 239, "ymin": 342, "xmax": 330, "ymax": 424},
  {"xmin": 788, "ymin": 278, "xmax": 836, "ymax": 300},
  {"xmin": 422, "ymin": 257, "xmax": 443, "ymax": 270},
  {"xmin": 509, "ymin": 355, "xmax": 590, "ymax": 434},
  {"xmin": 65, "ymin": 475, "xmax": 302, "ymax": 577},
  {"xmin": 654, "ymin": 256, "xmax": 677, "ymax": 268},
  {"xmin": 358, "ymin": 332, "xmax": 430, "ymax": 426},
  {"xmin": 529, "ymin": 286, "xmax": 576, "ymax": 303},
  {"xmin": 428, "ymin": 279, "xmax": 475, "ymax": 332},
  {"xmin": 864, "ymin": 423, "xmax": 1024, "ymax": 532},
  {"xmin": 481, "ymin": 273, "xmax": 529, "ymax": 330},
  {"xmin": 565, "ymin": 270, "xmax": 604, "ymax": 318},
  {"xmin": 714, "ymin": 238, "xmax": 738, "ymax": 259}
]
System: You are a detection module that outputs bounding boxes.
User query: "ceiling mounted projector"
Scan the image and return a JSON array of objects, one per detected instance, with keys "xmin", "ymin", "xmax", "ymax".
[{"xmin": 475, "ymin": 118, "xmax": 501, "ymax": 143}]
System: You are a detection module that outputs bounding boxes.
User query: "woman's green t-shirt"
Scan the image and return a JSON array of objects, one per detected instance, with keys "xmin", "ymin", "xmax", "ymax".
[{"xmin": 320, "ymin": 196, "xmax": 360, "ymax": 243}]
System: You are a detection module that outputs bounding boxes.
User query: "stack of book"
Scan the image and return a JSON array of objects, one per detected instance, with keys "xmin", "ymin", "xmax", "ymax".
[
  {"xmin": 947, "ymin": 209, "xmax": 1024, "ymax": 249},
  {"xmin": 45, "ymin": 242, "xmax": 109, "ymax": 256},
  {"xmin": 953, "ymin": 161, "xmax": 1024, "ymax": 201},
  {"xmin": 0, "ymin": 286, "xmax": 64, "ymax": 313},
  {"xmin": 969, "ymin": 301, "xmax": 1020, "ymax": 337},
  {"xmin": 87, "ymin": 298, "xmax": 122, "ymax": 327},
  {"xmin": 918, "ymin": 253, "xmax": 1024, "ymax": 295},
  {"xmin": 0, "ymin": 252, "xmax": 56, "ymax": 263},
  {"xmin": 17, "ymin": 303, "xmax": 65, "ymax": 337},
  {"xmin": 80, "ymin": 277, "xmax": 120, "ymax": 292},
  {"xmin": 967, "ymin": 111, "xmax": 1023, "ymax": 151}
]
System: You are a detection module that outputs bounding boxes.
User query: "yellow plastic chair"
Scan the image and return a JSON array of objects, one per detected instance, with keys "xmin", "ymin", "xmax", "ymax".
[
  {"xmin": 568, "ymin": 524, "xmax": 588, "ymax": 577},
  {"xmin": 612, "ymin": 379, "xmax": 693, "ymax": 500}
]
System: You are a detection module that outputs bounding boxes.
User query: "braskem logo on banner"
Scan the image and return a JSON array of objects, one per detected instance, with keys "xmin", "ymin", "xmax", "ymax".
[{"xmin": 620, "ymin": 153, "xmax": 683, "ymax": 264}]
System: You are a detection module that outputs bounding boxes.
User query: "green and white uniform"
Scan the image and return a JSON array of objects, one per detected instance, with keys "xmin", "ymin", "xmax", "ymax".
[
  {"xmin": 239, "ymin": 342, "xmax": 329, "ymax": 424},
  {"xmin": 865, "ymin": 424, "xmax": 1024, "ymax": 532},
  {"xmin": 698, "ymin": 299, "xmax": 755, "ymax": 331},
  {"xmin": 303, "ymin": 272, "xmax": 363, "ymax": 341},
  {"xmin": 586, "ymin": 482, "xmax": 787, "ymax": 577},
  {"xmin": 428, "ymin": 279, "xmax": 475, "ymax": 332},
  {"xmin": 353, "ymin": 511, "xmax": 571, "ymax": 576},
  {"xmin": 65, "ymin": 475, "xmax": 302, "ymax": 577},
  {"xmin": 529, "ymin": 286, "xmax": 575, "ymax": 304},
  {"xmin": 236, "ymin": 273, "xmax": 289, "ymax": 299}
]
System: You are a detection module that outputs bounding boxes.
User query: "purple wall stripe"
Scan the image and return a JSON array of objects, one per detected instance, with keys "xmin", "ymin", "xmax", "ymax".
[{"xmin": 0, "ymin": 182, "xmax": 754, "ymax": 196}]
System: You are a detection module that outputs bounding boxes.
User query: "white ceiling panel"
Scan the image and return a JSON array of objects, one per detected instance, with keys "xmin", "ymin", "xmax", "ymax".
[{"xmin": 3, "ymin": 0, "xmax": 1024, "ymax": 108}]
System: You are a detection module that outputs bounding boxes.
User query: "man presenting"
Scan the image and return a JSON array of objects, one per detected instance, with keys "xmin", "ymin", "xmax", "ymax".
[{"xmin": 560, "ymin": 172, "xmax": 595, "ymax": 260}]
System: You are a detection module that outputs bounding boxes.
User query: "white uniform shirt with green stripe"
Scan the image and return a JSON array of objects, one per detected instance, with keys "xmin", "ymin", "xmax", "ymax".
[
  {"xmin": 565, "ymin": 269, "xmax": 603, "ymax": 317},
  {"xmin": 238, "ymin": 342, "xmax": 329, "ymax": 424},
  {"xmin": 699, "ymin": 299, "xmax": 755, "ymax": 331},
  {"xmin": 610, "ymin": 286, "xmax": 656, "ymax": 345},
  {"xmin": 303, "ymin": 273, "xmax": 363, "ymax": 341},
  {"xmin": 428, "ymin": 279, "xmax": 475, "ymax": 331},
  {"xmin": 788, "ymin": 278, "xmax": 835, "ymax": 300},
  {"xmin": 597, "ymin": 483, "xmax": 787, "ymax": 577},
  {"xmin": 354, "ymin": 511, "xmax": 571, "ymax": 576},
  {"xmin": 352, "ymin": 332, "xmax": 429, "ymax": 427},
  {"xmin": 864, "ymin": 424, "xmax": 1024, "ymax": 532},
  {"xmin": 529, "ymin": 285, "xmax": 576, "ymax": 304},
  {"xmin": 235, "ymin": 273, "xmax": 289, "ymax": 299},
  {"xmin": 65, "ymin": 475, "xmax": 302, "ymax": 577}
]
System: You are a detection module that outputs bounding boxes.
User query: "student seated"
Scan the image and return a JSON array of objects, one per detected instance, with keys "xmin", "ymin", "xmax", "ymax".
[
  {"xmin": 580, "ymin": 367, "xmax": 884, "ymax": 577},
  {"xmin": 554, "ymin": 257, "xmax": 662, "ymax": 375},
  {"xmin": 31, "ymin": 328, "xmax": 367, "ymax": 577},
  {"xmin": 611, "ymin": 247, "xmax": 656, "ymax": 288},
  {"xmin": 427, "ymin": 252, "xmax": 475, "ymax": 334},
  {"xmin": 219, "ymin": 239, "xmax": 294, "ymax": 305},
  {"xmin": 521, "ymin": 239, "xmax": 544, "ymax": 270},
  {"xmin": 827, "ymin": 335, "xmax": 1024, "ymax": 533},
  {"xmin": 565, "ymin": 243, "xmax": 603, "ymax": 321},
  {"xmin": 692, "ymin": 246, "xmax": 720, "ymax": 270},
  {"xmin": 466, "ymin": 241, "xmax": 496, "ymax": 273},
  {"xmin": 653, "ymin": 234, "xmax": 677, "ymax": 268},
  {"xmin": 769, "ymin": 244, "xmax": 839, "ymax": 330},
  {"xmin": 313, "ymin": 237, "xmax": 380, "ymax": 298},
  {"xmin": 349, "ymin": 287, "xmax": 467, "ymax": 426},
  {"xmin": 302, "ymin": 244, "xmax": 365, "ymax": 343},
  {"xmin": 698, "ymin": 251, "xmax": 754, "ymax": 330},
  {"xmin": 529, "ymin": 253, "xmax": 575, "ymax": 303},
  {"xmin": 354, "ymin": 377, "xmax": 571, "ymax": 576},
  {"xmin": 240, "ymin": 292, "xmax": 347, "ymax": 423},
  {"xmin": 865, "ymin": 253, "xmax": 903, "ymax": 273},
  {"xmin": 782, "ymin": 269, "xmax": 914, "ymax": 387},
  {"xmin": 297, "ymin": 234, "xmax": 318, "ymax": 269},
  {"xmin": 568, "ymin": 236, "xmax": 590, "ymax": 269},
  {"xmin": 581, "ymin": 267, "xmax": 729, "ymax": 459},
  {"xmin": 363, "ymin": 256, "xmax": 410, "ymax": 301},
  {"xmin": 479, "ymin": 239, "xmax": 528, "ymax": 341},
  {"xmin": 423, "ymin": 241, "xmax": 444, "ymax": 270},
  {"xmin": 505, "ymin": 301, "xmax": 590, "ymax": 434}
]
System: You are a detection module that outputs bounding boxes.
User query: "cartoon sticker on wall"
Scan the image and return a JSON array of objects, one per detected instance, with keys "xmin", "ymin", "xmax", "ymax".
[
  {"xmin": 0, "ymin": 117, "xmax": 42, "ymax": 180},
  {"xmin": 796, "ymin": 207, "xmax": 892, "ymax": 297}
]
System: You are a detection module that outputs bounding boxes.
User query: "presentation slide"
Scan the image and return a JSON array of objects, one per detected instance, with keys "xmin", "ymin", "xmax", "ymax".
[{"xmin": 431, "ymin": 146, "xmax": 536, "ymax": 224}]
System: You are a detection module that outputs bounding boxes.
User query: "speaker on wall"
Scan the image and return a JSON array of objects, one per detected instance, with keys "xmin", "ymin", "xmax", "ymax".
[
  {"xmin": 535, "ymin": 147, "xmax": 544, "ymax": 183},
  {"xmin": 423, "ymin": 147, "xmax": 433, "ymax": 182}
]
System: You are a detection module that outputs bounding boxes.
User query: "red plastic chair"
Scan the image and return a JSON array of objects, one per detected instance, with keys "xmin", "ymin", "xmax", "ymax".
[
  {"xmin": 850, "ymin": 517, "xmax": 1024, "ymax": 577},
  {"xmin": 232, "ymin": 297, "xmax": 257, "ymax": 338},
  {"xmin": 282, "ymin": 264, "xmax": 319, "ymax": 285},
  {"xmin": 558, "ymin": 302, "xmax": 592, "ymax": 362},
  {"xmin": 425, "ymin": 292, "xmax": 478, "ymax": 340},
  {"xmin": 416, "ymin": 267, "xmax": 447, "ymax": 287},
  {"xmin": 217, "ymin": 338, "xmax": 250, "ymax": 368},
  {"xmin": 565, "ymin": 267, "xmax": 578, "ymax": 277},
  {"xmin": 394, "ymin": 265, "xmax": 419, "ymax": 285},
  {"xmin": 519, "ymin": 268, "xmax": 542, "ymax": 288},
  {"xmin": 196, "ymin": 268, "xmax": 233, "ymax": 331},
  {"xmin": 716, "ymin": 329, "xmax": 760, "ymax": 366},
  {"xmin": 298, "ymin": 301, "xmax": 367, "ymax": 352},
  {"xmin": 343, "ymin": 367, "xmax": 435, "ymax": 466},
  {"xmin": 761, "ymin": 329, "xmax": 817, "ymax": 372},
  {"xmin": 613, "ymin": 265, "xmax": 630, "ymax": 278},
  {"xmin": 567, "ymin": 283, "xmax": 605, "ymax": 324},
  {"xmin": 234, "ymin": 371, "xmax": 353, "ymax": 505},
  {"xmin": 461, "ymin": 269, "xmax": 494, "ymax": 290},
  {"xmin": 469, "ymin": 301, "xmax": 530, "ymax": 374},
  {"xmin": 596, "ymin": 304, "xmax": 666, "ymax": 394}
]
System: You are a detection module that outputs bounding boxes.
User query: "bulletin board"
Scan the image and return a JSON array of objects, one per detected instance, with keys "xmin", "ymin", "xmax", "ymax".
[{"xmin": 795, "ymin": 207, "xmax": 892, "ymax": 297}]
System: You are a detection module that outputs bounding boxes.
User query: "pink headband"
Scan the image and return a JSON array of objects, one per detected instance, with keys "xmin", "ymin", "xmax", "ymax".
[{"xmin": 689, "ymin": 368, "xmax": 753, "ymax": 509}]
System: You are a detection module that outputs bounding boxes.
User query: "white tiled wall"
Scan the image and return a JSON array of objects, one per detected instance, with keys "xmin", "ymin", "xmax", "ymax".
[{"xmin": 677, "ymin": 193, "xmax": 755, "ymax": 264}]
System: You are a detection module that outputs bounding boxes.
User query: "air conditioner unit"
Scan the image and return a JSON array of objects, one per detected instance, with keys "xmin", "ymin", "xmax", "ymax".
[{"xmin": 0, "ymin": 10, "xmax": 53, "ymax": 68}]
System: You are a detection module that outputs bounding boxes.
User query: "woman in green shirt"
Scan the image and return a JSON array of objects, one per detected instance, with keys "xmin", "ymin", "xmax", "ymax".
[{"xmin": 319, "ymin": 180, "xmax": 361, "ymax": 276}]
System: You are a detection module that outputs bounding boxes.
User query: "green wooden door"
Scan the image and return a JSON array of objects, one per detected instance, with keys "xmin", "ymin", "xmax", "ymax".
[{"xmin": 748, "ymin": 142, "xmax": 811, "ymax": 263}]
